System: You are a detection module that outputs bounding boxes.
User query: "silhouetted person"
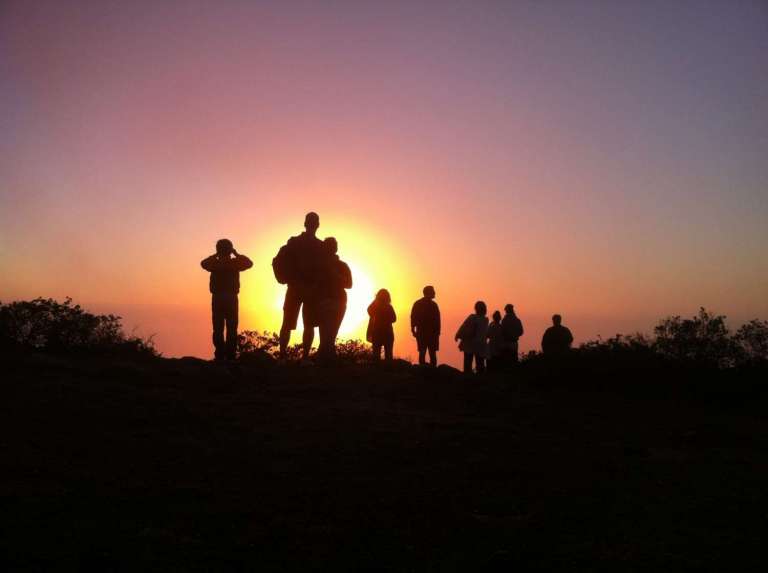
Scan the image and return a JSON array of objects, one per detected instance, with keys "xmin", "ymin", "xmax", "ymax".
[
  {"xmin": 501, "ymin": 303, "xmax": 524, "ymax": 365},
  {"xmin": 455, "ymin": 301, "xmax": 489, "ymax": 374},
  {"xmin": 541, "ymin": 314, "xmax": 574, "ymax": 357},
  {"xmin": 367, "ymin": 289, "xmax": 396, "ymax": 362},
  {"xmin": 410, "ymin": 285, "xmax": 441, "ymax": 367},
  {"xmin": 317, "ymin": 237, "xmax": 352, "ymax": 362},
  {"xmin": 201, "ymin": 239, "xmax": 253, "ymax": 361},
  {"xmin": 273, "ymin": 212, "xmax": 325, "ymax": 360},
  {"xmin": 487, "ymin": 310, "xmax": 504, "ymax": 371}
]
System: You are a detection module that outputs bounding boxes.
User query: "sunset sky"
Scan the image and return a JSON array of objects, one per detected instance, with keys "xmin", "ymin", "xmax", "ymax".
[{"xmin": 1, "ymin": 1, "xmax": 766, "ymax": 366}]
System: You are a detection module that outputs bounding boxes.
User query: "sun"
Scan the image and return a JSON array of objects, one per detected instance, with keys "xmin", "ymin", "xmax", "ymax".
[
  {"xmin": 267, "ymin": 260, "xmax": 375, "ymax": 341},
  {"xmin": 241, "ymin": 218, "xmax": 416, "ymax": 346},
  {"xmin": 338, "ymin": 261, "xmax": 375, "ymax": 338}
]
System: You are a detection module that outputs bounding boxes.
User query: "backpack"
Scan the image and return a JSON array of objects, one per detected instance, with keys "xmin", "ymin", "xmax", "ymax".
[{"xmin": 272, "ymin": 244, "xmax": 293, "ymax": 285}]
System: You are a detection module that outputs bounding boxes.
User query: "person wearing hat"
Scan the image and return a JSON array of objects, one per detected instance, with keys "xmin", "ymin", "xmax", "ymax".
[
  {"xmin": 201, "ymin": 239, "xmax": 253, "ymax": 361},
  {"xmin": 410, "ymin": 285, "xmax": 441, "ymax": 366}
]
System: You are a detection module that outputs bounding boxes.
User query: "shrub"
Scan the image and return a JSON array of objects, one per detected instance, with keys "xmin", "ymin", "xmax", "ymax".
[
  {"xmin": 0, "ymin": 297, "xmax": 157, "ymax": 357},
  {"xmin": 237, "ymin": 330, "xmax": 301, "ymax": 361},
  {"xmin": 653, "ymin": 308, "xmax": 737, "ymax": 368},
  {"xmin": 237, "ymin": 330, "xmax": 371, "ymax": 364},
  {"xmin": 333, "ymin": 339, "xmax": 370, "ymax": 365},
  {"xmin": 733, "ymin": 319, "xmax": 768, "ymax": 365}
]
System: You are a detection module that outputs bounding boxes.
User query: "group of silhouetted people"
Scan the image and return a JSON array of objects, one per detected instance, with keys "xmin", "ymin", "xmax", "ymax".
[
  {"xmin": 455, "ymin": 302, "xmax": 525, "ymax": 373},
  {"xmin": 201, "ymin": 212, "xmax": 575, "ymax": 371},
  {"xmin": 272, "ymin": 212, "xmax": 352, "ymax": 363}
]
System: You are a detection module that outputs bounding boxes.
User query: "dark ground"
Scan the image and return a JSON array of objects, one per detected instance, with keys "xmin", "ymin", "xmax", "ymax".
[{"xmin": 2, "ymin": 352, "xmax": 766, "ymax": 572}]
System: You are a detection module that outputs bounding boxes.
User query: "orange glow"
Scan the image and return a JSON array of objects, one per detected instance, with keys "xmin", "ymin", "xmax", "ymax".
[{"xmin": 240, "ymin": 217, "xmax": 418, "ymax": 351}]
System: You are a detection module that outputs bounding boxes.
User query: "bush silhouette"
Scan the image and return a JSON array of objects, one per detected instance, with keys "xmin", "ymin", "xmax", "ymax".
[
  {"xmin": 0, "ymin": 298, "xmax": 156, "ymax": 357},
  {"xmin": 521, "ymin": 308, "xmax": 766, "ymax": 373},
  {"xmin": 237, "ymin": 330, "xmax": 370, "ymax": 364},
  {"xmin": 733, "ymin": 319, "xmax": 768, "ymax": 365},
  {"xmin": 653, "ymin": 308, "xmax": 737, "ymax": 368}
]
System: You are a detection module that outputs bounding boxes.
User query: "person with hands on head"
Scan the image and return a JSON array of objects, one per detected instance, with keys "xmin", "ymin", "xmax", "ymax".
[{"xmin": 201, "ymin": 239, "xmax": 253, "ymax": 361}]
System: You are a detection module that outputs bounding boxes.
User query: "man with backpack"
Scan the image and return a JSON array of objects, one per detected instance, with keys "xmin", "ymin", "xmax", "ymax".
[{"xmin": 272, "ymin": 212, "xmax": 325, "ymax": 360}]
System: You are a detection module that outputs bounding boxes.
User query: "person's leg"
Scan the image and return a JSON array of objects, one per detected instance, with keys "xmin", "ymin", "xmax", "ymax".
[
  {"xmin": 318, "ymin": 321, "xmax": 329, "ymax": 361},
  {"xmin": 384, "ymin": 341, "xmax": 393, "ymax": 361},
  {"xmin": 372, "ymin": 342, "xmax": 382, "ymax": 362},
  {"xmin": 428, "ymin": 346, "xmax": 437, "ymax": 367},
  {"xmin": 463, "ymin": 352, "xmax": 473, "ymax": 374},
  {"xmin": 212, "ymin": 296, "xmax": 226, "ymax": 360},
  {"xmin": 327, "ymin": 303, "xmax": 344, "ymax": 359},
  {"xmin": 511, "ymin": 341, "xmax": 519, "ymax": 363},
  {"xmin": 301, "ymin": 300, "xmax": 317, "ymax": 360},
  {"xmin": 224, "ymin": 295, "xmax": 239, "ymax": 360},
  {"xmin": 302, "ymin": 325, "xmax": 314, "ymax": 360},
  {"xmin": 418, "ymin": 349, "xmax": 426, "ymax": 366},
  {"xmin": 476, "ymin": 355, "xmax": 486, "ymax": 374},
  {"xmin": 280, "ymin": 287, "xmax": 301, "ymax": 358},
  {"xmin": 279, "ymin": 325, "xmax": 291, "ymax": 356}
]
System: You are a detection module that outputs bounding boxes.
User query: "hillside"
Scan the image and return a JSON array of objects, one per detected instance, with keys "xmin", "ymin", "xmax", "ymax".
[{"xmin": 2, "ymin": 352, "xmax": 766, "ymax": 571}]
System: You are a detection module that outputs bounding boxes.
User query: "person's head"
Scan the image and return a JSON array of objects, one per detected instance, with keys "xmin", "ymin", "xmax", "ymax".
[
  {"xmin": 423, "ymin": 285, "xmax": 436, "ymax": 299},
  {"xmin": 216, "ymin": 238, "xmax": 233, "ymax": 257},
  {"xmin": 376, "ymin": 288, "xmax": 391, "ymax": 304},
  {"xmin": 492, "ymin": 310, "xmax": 502, "ymax": 323},
  {"xmin": 474, "ymin": 300, "xmax": 487, "ymax": 316},
  {"xmin": 552, "ymin": 314, "xmax": 562, "ymax": 326},
  {"xmin": 323, "ymin": 236, "xmax": 338, "ymax": 255},
  {"xmin": 504, "ymin": 303, "xmax": 515, "ymax": 315},
  {"xmin": 304, "ymin": 212, "xmax": 320, "ymax": 234}
]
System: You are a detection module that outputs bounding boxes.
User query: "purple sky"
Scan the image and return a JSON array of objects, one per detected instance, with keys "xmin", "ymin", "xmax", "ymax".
[{"xmin": 1, "ymin": 1, "xmax": 766, "ymax": 362}]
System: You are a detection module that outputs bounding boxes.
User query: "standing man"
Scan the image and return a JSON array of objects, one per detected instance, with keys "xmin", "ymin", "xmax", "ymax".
[
  {"xmin": 201, "ymin": 239, "xmax": 253, "ymax": 361},
  {"xmin": 541, "ymin": 314, "xmax": 574, "ymax": 357},
  {"xmin": 410, "ymin": 285, "xmax": 441, "ymax": 367},
  {"xmin": 501, "ymin": 303, "xmax": 524, "ymax": 365},
  {"xmin": 273, "ymin": 212, "xmax": 325, "ymax": 360}
]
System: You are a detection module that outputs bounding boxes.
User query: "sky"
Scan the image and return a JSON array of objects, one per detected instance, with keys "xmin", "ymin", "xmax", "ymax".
[{"xmin": 1, "ymin": 0, "xmax": 767, "ymax": 367}]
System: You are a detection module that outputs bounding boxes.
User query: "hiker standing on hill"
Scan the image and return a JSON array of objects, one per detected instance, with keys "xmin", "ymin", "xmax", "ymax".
[
  {"xmin": 541, "ymin": 314, "xmax": 574, "ymax": 357},
  {"xmin": 455, "ymin": 301, "xmax": 490, "ymax": 374},
  {"xmin": 367, "ymin": 289, "xmax": 397, "ymax": 362},
  {"xmin": 410, "ymin": 285, "xmax": 441, "ymax": 367},
  {"xmin": 317, "ymin": 237, "xmax": 352, "ymax": 362},
  {"xmin": 487, "ymin": 310, "xmax": 505, "ymax": 371},
  {"xmin": 501, "ymin": 304, "xmax": 524, "ymax": 365},
  {"xmin": 201, "ymin": 239, "xmax": 253, "ymax": 361},
  {"xmin": 272, "ymin": 212, "xmax": 325, "ymax": 361}
]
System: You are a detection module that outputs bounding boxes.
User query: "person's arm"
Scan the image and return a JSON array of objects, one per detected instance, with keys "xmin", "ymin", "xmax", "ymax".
[
  {"xmin": 455, "ymin": 316, "xmax": 469, "ymax": 341},
  {"xmin": 566, "ymin": 328, "xmax": 574, "ymax": 347},
  {"xmin": 436, "ymin": 305, "xmax": 441, "ymax": 336},
  {"xmin": 341, "ymin": 263, "xmax": 352, "ymax": 289},
  {"xmin": 201, "ymin": 255, "xmax": 219, "ymax": 272},
  {"xmin": 231, "ymin": 250, "xmax": 253, "ymax": 271},
  {"xmin": 390, "ymin": 305, "xmax": 397, "ymax": 324},
  {"xmin": 410, "ymin": 303, "xmax": 418, "ymax": 336}
]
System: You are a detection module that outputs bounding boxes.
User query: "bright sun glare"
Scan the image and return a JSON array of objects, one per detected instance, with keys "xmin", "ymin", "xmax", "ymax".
[{"xmin": 269, "ymin": 260, "xmax": 375, "ymax": 339}]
